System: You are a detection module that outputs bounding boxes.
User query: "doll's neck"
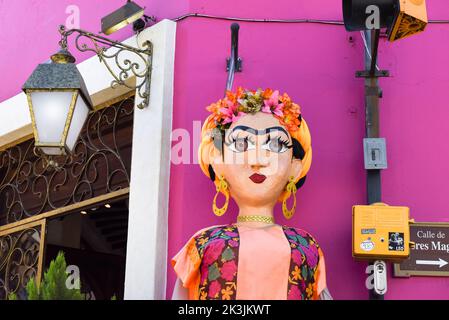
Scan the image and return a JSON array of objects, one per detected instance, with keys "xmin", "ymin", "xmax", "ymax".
[
  {"xmin": 237, "ymin": 205, "xmax": 275, "ymax": 228},
  {"xmin": 235, "ymin": 204, "xmax": 277, "ymax": 228},
  {"xmin": 237, "ymin": 204, "xmax": 274, "ymax": 219}
]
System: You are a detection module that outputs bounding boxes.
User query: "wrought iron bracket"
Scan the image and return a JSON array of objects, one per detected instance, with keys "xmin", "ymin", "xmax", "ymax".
[
  {"xmin": 58, "ymin": 25, "xmax": 153, "ymax": 109},
  {"xmin": 356, "ymin": 70, "xmax": 390, "ymax": 78},
  {"xmin": 225, "ymin": 23, "xmax": 243, "ymax": 93},
  {"xmin": 356, "ymin": 28, "xmax": 390, "ymax": 79},
  {"xmin": 226, "ymin": 57, "xmax": 243, "ymax": 72}
]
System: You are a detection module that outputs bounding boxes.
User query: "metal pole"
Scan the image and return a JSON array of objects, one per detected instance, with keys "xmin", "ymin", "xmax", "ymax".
[
  {"xmin": 225, "ymin": 23, "xmax": 241, "ymax": 93},
  {"xmin": 363, "ymin": 29, "xmax": 384, "ymax": 300}
]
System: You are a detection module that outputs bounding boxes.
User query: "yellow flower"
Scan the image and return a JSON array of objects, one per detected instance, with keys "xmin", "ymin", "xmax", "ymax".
[
  {"xmin": 221, "ymin": 286, "xmax": 234, "ymax": 300},
  {"xmin": 291, "ymin": 266, "xmax": 302, "ymax": 281},
  {"xmin": 200, "ymin": 290, "xmax": 207, "ymax": 300},
  {"xmin": 306, "ymin": 283, "xmax": 314, "ymax": 299},
  {"xmin": 198, "ymin": 237, "xmax": 209, "ymax": 246}
]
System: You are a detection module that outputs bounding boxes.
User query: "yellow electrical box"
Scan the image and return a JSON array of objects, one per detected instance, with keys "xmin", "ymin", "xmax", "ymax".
[
  {"xmin": 388, "ymin": 0, "xmax": 428, "ymax": 42},
  {"xmin": 353, "ymin": 203, "xmax": 411, "ymax": 261}
]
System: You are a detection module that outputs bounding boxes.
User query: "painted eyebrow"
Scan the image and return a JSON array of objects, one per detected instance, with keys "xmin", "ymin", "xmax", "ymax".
[{"xmin": 229, "ymin": 125, "xmax": 290, "ymax": 137}]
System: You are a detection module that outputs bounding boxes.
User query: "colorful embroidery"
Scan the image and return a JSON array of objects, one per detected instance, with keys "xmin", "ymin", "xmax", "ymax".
[
  {"xmin": 191, "ymin": 225, "xmax": 320, "ymax": 300},
  {"xmin": 195, "ymin": 225, "xmax": 239, "ymax": 300},
  {"xmin": 283, "ymin": 226, "xmax": 320, "ymax": 300}
]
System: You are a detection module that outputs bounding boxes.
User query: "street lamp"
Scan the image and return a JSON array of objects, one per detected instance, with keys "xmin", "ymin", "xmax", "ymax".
[
  {"xmin": 22, "ymin": 1, "xmax": 153, "ymax": 156},
  {"xmin": 101, "ymin": 0, "xmax": 145, "ymax": 35},
  {"xmin": 23, "ymin": 49, "xmax": 93, "ymax": 156}
]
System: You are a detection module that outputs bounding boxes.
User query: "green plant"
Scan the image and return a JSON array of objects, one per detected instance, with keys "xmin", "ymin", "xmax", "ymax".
[
  {"xmin": 25, "ymin": 251, "xmax": 84, "ymax": 300},
  {"xmin": 7, "ymin": 292, "xmax": 18, "ymax": 300}
]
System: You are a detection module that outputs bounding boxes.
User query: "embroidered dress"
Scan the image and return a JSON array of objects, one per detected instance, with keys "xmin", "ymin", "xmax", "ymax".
[{"xmin": 172, "ymin": 224, "xmax": 328, "ymax": 300}]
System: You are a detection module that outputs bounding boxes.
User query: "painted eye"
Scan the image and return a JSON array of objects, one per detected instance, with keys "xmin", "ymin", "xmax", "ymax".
[
  {"xmin": 228, "ymin": 137, "xmax": 255, "ymax": 153},
  {"xmin": 262, "ymin": 137, "xmax": 290, "ymax": 153}
]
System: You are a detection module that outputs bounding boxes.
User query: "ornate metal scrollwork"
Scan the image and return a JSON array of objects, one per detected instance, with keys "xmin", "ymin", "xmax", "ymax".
[
  {"xmin": 0, "ymin": 98, "xmax": 134, "ymax": 226},
  {"xmin": 0, "ymin": 224, "xmax": 43, "ymax": 300},
  {"xmin": 58, "ymin": 25, "xmax": 153, "ymax": 109}
]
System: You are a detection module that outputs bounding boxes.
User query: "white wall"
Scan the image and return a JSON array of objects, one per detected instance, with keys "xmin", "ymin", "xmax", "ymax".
[{"xmin": 124, "ymin": 19, "xmax": 176, "ymax": 300}]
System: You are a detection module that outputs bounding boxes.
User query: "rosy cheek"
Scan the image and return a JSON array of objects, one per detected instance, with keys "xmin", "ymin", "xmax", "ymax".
[{"xmin": 267, "ymin": 153, "xmax": 291, "ymax": 175}]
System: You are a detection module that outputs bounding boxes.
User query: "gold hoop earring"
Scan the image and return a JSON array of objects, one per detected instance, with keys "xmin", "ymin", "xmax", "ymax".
[
  {"xmin": 213, "ymin": 175, "xmax": 229, "ymax": 216},
  {"xmin": 282, "ymin": 176, "xmax": 297, "ymax": 219}
]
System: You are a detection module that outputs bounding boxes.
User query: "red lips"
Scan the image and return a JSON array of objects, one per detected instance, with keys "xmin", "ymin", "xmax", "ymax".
[{"xmin": 249, "ymin": 173, "xmax": 267, "ymax": 184}]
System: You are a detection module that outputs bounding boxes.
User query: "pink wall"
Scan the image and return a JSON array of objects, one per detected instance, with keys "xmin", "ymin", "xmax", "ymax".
[
  {"xmin": 0, "ymin": 0, "xmax": 187, "ymax": 102},
  {"xmin": 169, "ymin": 0, "xmax": 449, "ymax": 300},
  {"xmin": 1, "ymin": 0, "xmax": 449, "ymax": 300}
]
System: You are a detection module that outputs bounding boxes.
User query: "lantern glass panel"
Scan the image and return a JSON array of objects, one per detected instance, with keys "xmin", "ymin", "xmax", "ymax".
[
  {"xmin": 66, "ymin": 94, "xmax": 90, "ymax": 152},
  {"xmin": 31, "ymin": 90, "xmax": 74, "ymax": 143}
]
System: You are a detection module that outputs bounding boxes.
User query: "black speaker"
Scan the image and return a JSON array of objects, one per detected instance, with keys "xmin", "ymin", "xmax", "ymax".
[{"xmin": 342, "ymin": 0, "xmax": 399, "ymax": 31}]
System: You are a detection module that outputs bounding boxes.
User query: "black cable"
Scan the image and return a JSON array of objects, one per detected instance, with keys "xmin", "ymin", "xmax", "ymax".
[
  {"xmin": 171, "ymin": 13, "xmax": 449, "ymax": 25},
  {"xmin": 172, "ymin": 13, "xmax": 344, "ymax": 25}
]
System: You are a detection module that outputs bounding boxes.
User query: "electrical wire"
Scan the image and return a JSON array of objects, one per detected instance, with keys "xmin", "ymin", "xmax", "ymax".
[
  {"xmin": 172, "ymin": 13, "xmax": 344, "ymax": 25},
  {"xmin": 169, "ymin": 13, "xmax": 449, "ymax": 73},
  {"xmin": 171, "ymin": 13, "xmax": 449, "ymax": 25}
]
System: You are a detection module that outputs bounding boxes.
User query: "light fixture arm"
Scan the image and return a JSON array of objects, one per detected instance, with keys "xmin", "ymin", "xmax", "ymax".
[{"xmin": 57, "ymin": 25, "xmax": 153, "ymax": 109}]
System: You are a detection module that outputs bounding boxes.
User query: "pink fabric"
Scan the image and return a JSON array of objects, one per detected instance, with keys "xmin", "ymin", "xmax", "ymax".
[{"xmin": 235, "ymin": 225, "xmax": 291, "ymax": 300}]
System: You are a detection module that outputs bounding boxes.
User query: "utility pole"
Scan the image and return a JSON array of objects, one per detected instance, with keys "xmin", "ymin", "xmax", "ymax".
[{"xmin": 357, "ymin": 29, "xmax": 389, "ymax": 300}]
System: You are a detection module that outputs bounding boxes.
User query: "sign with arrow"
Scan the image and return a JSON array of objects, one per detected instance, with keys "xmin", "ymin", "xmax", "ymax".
[{"xmin": 394, "ymin": 222, "xmax": 449, "ymax": 277}]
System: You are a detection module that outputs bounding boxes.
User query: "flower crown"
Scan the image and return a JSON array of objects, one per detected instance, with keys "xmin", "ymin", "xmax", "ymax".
[{"xmin": 206, "ymin": 87, "xmax": 302, "ymax": 133}]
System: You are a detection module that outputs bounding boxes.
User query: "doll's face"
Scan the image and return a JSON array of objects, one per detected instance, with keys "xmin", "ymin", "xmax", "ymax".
[{"xmin": 212, "ymin": 112, "xmax": 302, "ymax": 208}]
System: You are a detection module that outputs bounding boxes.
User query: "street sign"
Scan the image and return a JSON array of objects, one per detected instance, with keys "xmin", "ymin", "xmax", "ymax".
[{"xmin": 394, "ymin": 222, "xmax": 449, "ymax": 277}]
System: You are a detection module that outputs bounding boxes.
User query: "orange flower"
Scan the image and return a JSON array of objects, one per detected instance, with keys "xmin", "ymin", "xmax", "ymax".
[
  {"xmin": 221, "ymin": 286, "xmax": 234, "ymax": 300},
  {"xmin": 226, "ymin": 86, "xmax": 245, "ymax": 104},
  {"xmin": 306, "ymin": 283, "xmax": 314, "ymax": 299},
  {"xmin": 291, "ymin": 265, "xmax": 302, "ymax": 281},
  {"xmin": 225, "ymin": 91, "xmax": 237, "ymax": 104},
  {"xmin": 207, "ymin": 88, "xmax": 302, "ymax": 134},
  {"xmin": 198, "ymin": 237, "xmax": 209, "ymax": 246},
  {"xmin": 262, "ymin": 88, "xmax": 273, "ymax": 100},
  {"xmin": 279, "ymin": 93, "xmax": 292, "ymax": 107},
  {"xmin": 236, "ymin": 86, "xmax": 245, "ymax": 99}
]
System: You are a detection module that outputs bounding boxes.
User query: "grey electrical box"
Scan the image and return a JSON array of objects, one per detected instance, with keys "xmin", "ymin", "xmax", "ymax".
[{"xmin": 363, "ymin": 138, "xmax": 387, "ymax": 170}]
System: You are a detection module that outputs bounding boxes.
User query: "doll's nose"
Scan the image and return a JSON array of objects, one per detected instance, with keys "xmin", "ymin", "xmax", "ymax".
[
  {"xmin": 248, "ymin": 149, "xmax": 269, "ymax": 168},
  {"xmin": 250, "ymin": 163, "xmax": 267, "ymax": 171}
]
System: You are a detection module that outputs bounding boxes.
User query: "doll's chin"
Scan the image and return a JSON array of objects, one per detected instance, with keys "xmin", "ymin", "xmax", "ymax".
[{"xmin": 233, "ymin": 190, "xmax": 282, "ymax": 205}]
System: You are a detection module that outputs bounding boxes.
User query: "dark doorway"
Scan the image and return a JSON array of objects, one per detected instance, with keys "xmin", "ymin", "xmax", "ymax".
[{"xmin": 44, "ymin": 197, "xmax": 129, "ymax": 300}]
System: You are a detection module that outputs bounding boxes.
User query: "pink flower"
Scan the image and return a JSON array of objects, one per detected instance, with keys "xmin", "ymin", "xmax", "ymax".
[
  {"xmin": 262, "ymin": 90, "xmax": 284, "ymax": 117},
  {"xmin": 231, "ymin": 112, "xmax": 245, "ymax": 123},
  {"xmin": 228, "ymin": 240, "xmax": 239, "ymax": 248},
  {"xmin": 220, "ymin": 103, "xmax": 245, "ymax": 124},
  {"xmin": 208, "ymin": 281, "xmax": 221, "ymax": 298},
  {"xmin": 225, "ymin": 231, "xmax": 238, "ymax": 237},
  {"xmin": 221, "ymin": 260, "xmax": 237, "ymax": 281},
  {"xmin": 287, "ymin": 285, "xmax": 301, "ymax": 300},
  {"xmin": 203, "ymin": 240, "xmax": 225, "ymax": 266},
  {"xmin": 301, "ymin": 245, "xmax": 319, "ymax": 268},
  {"xmin": 292, "ymin": 250, "xmax": 303, "ymax": 266}
]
